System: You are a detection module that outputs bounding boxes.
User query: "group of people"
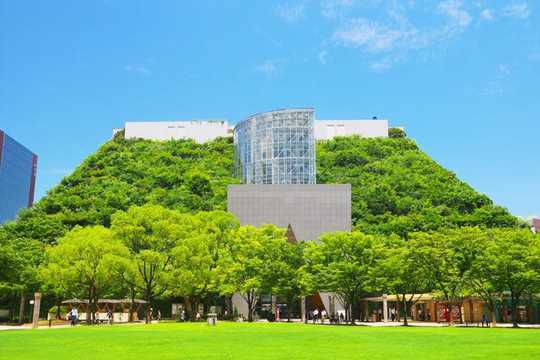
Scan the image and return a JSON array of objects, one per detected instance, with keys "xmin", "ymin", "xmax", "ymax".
[
  {"xmin": 177, "ymin": 309, "xmax": 202, "ymax": 322},
  {"xmin": 146, "ymin": 308, "xmax": 162, "ymax": 322},
  {"xmin": 308, "ymin": 309, "xmax": 346, "ymax": 324},
  {"xmin": 66, "ymin": 307, "xmax": 115, "ymax": 326},
  {"xmin": 481, "ymin": 314, "xmax": 491, "ymax": 327}
]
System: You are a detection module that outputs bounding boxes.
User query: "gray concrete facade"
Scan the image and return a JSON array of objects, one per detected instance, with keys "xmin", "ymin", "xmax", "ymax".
[{"xmin": 227, "ymin": 184, "xmax": 351, "ymax": 242}]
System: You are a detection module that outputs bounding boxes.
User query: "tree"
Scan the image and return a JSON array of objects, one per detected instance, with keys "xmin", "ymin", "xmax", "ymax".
[
  {"xmin": 303, "ymin": 231, "xmax": 381, "ymax": 324},
  {"xmin": 410, "ymin": 228, "xmax": 482, "ymax": 325},
  {"xmin": 485, "ymin": 229, "xmax": 540, "ymax": 328},
  {"xmin": 40, "ymin": 226, "xmax": 129, "ymax": 324},
  {"xmin": 169, "ymin": 211, "xmax": 239, "ymax": 320},
  {"xmin": 267, "ymin": 241, "xmax": 306, "ymax": 322},
  {"xmin": 111, "ymin": 205, "xmax": 191, "ymax": 323},
  {"xmin": 0, "ymin": 224, "xmax": 46, "ymax": 323},
  {"xmin": 376, "ymin": 236, "xmax": 432, "ymax": 326},
  {"xmin": 219, "ymin": 225, "xmax": 285, "ymax": 322},
  {"xmin": 462, "ymin": 229, "xmax": 501, "ymax": 327},
  {"xmin": 388, "ymin": 127, "xmax": 406, "ymax": 138}
]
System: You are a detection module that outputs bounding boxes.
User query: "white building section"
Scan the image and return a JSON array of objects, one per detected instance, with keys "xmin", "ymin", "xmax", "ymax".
[
  {"xmin": 314, "ymin": 119, "xmax": 389, "ymax": 140},
  {"xmin": 124, "ymin": 120, "xmax": 230, "ymax": 143},
  {"xmin": 115, "ymin": 114, "xmax": 391, "ymax": 143}
]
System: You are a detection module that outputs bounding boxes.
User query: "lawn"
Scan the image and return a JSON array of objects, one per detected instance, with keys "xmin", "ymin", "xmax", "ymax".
[{"xmin": 1, "ymin": 322, "xmax": 539, "ymax": 360}]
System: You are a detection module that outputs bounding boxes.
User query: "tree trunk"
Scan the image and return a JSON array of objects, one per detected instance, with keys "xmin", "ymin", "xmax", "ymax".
[
  {"xmin": 246, "ymin": 291, "xmax": 256, "ymax": 322},
  {"xmin": 286, "ymin": 297, "xmax": 292, "ymax": 322},
  {"xmin": 191, "ymin": 296, "xmax": 200, "ymax": 321},
  {"xmin": 247, "ymin": 297, "xmax": 254, "ymax": 322},
  {"xmin": 402, "ymin": 296, "xmax": 409, "ymax": 327},
  {"xmin": 92, "ymin": 285, "xmax": 98, "ymax": 324},
  {"xmin": 447, "ymin": 302, "xmax": 453, "ymax": 326},
  {"xmin": 185, "ymin": 297, "xmax": 193, "ymax": 321},
  {"xmin": 490, "ymin": 308, "xmax": 497, "ymax": 328},
  {"xmin": 351, "ymin": 297, "xmax": 357, "ymax": 325},
  {"xmin": 86, "ymin": 287, "xmax": 92, "ymax": 325},
  {"xmin": 511, "ymin": 293, "xmax": 519, "ymax": 328},
  {"xmin": 247, "ymin": 294, "xmax": 255, "ymax": 322},
  {"xmin": 225, "ymin": 295, "xmax": 233, "ymax": 318},
  {"xmin": 129, "ymin": 289, "xmax": 135, "ymax": 322},
  {"xmin": 145, "ymin": 291, "xmax": 152, "ymax": 324},
  {"xmin": 18, "ymin": 294, "xmax": 25, "ymax": 324},
  {"xmin": 56, "ymin": 300, "xmax": 62, "ymax": 320}
]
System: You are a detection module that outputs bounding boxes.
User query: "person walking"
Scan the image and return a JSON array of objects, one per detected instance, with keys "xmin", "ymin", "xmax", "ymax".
[
  {"xmin": 313, "ymin": 309, "xmax": 319, "ymax": 324},
  {"xmin": 107, "ymin": 309, "xmax": 113, "ymax": 325},
  {"xmin": 481, "ymin": 314, "xmax": 488, "ymax": 327},
  {"xmin": 69, "ymin": 307, "xmax": 78, "ymax": 326},
  {"xmin": 157, "ymin": 309, "xmax": 161, "ymax": 322}
]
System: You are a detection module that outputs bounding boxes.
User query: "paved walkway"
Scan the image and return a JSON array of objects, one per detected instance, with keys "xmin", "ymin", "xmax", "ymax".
[
  {"xmin": 2, "ymin": 321, "xmax": 540, "ymax": 330},
  {"xmin": 280, "ymin": 319, "xmax": 540, "ymax": 328}
]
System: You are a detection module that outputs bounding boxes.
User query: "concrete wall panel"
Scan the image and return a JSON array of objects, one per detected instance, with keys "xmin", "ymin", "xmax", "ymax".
[{"xmin": 227, "ymin": 184, "xmax": 351, "ymax": 242}]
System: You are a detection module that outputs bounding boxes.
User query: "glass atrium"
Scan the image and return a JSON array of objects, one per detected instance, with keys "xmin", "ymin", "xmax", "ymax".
[{"xmin": 234, "ymin": 108, "xmax": 316, "ymax": 184}]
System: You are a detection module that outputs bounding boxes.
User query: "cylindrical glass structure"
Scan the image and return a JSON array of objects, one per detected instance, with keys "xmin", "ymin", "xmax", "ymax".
[{"xmin": 234, "ymin": 108, "xmax": 316, "ymax": 184}]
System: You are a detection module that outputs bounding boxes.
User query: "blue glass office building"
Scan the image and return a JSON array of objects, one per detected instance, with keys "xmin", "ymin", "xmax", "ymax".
[{"xmin": 0, "ymin": 130, "xmax": 37, "ymax": 224}]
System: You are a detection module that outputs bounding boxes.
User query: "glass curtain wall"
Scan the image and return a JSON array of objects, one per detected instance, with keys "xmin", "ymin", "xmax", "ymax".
[
  {"xmin": 234, "ymin": 108, "xmax": 316, "ymax": 184},
  {"xmin": 0, "ymin": 131, "xmax": 37, "ymax": 224}
]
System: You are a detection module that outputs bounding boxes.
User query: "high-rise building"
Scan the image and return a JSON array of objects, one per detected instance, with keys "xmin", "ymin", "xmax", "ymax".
[
  {"xmin": 0, "ymin": 130, "xmax": 38, "ymax": 224},
  {"xmin": 234, "ymin": 108, "xmax": 316, "ymax": 185}
]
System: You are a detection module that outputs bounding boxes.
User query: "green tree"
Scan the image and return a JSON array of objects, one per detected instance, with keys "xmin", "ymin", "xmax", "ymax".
[
  {"xmin": 40, "ymin": 226, "xmax": 129, "ymax": 324},
  {"xmin": 388, "ymin": 127, "xmax": 406, "ymax": 138},
  {"xmin": 265, "ymin": 239, "xmax": 306, "ymax": 322},
  {"xmin": 461, "ymin": 229, "xmax": 502, "ymax": 327},
  {"xmin": 485, "ymin": 229, "xmax": 540, "ymax": 328},
  {"xmin": 303, "ymin": 231, "xmax": 381, "ymax": 324},
  {"xmin": 376, "ymin": 236, "xmax": 433, "ymax": 326},
  {"xmin": 169, "ymin": 211, "xmax": 239, "ymax": 320},
  {"xmin": 219, "ymin": 225, "xmax": 285, "ymax": 322},
  {"xmin": 111, "ymin": 205, "xmax": 191, "ymax": 323},
  {"xmin": 410, "ymin": 228, "xmax": 482, "ymax": 325}
]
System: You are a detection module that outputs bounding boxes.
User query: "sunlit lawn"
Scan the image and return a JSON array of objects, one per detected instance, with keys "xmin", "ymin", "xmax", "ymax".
[{"xmin": 1, "ymin": 322, "xmax": 539, "ymax": 359}]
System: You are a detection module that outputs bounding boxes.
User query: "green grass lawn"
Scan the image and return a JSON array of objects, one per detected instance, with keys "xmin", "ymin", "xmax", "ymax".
[{"xmin": 1, "ymin": 322, "xmax": 539, "ymax": 359}]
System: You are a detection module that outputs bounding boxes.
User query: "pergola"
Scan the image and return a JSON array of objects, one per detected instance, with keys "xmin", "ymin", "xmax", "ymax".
[
  {"xmin": 62, "ymin": 299, "xmax": 147, "ymax": 322},
  {"xmin": 361, "ymin": 294, "xmax": 436, "ymax": 322},
  {"xmin": 95, "ymin": 299, "xmax": 147, "ymax": 314},
  {"xmin": 62, "ymin": 298, "xmax": 90, "ymax": 314}
]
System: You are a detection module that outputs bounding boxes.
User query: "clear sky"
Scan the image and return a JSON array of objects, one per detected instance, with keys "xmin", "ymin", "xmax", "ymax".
[{"xmin": 1, "ymin": 1, "xmax": 538, "ymax": 219}]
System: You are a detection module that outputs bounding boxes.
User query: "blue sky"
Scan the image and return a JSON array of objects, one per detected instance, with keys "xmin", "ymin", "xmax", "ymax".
[{"xmin": 1, "ymin": 0, "xmax": 538, "ymax": 219}]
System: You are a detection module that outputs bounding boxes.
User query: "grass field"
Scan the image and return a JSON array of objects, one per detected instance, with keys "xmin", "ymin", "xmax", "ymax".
[{"xmin": 1, "ymin": 322, "xmax": 539, "ymax": 359}]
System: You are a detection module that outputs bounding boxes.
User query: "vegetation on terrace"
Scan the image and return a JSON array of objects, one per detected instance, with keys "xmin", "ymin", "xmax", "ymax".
[{"xmin": 2, "ymin": 134, "xmax": 520, "ymax": 246}]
